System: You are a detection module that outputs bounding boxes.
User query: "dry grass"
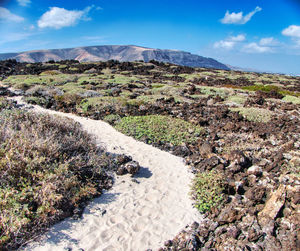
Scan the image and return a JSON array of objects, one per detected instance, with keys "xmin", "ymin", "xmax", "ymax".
[{"xmin": 0, "ymin": 98, "xmax": 114, "ymax": 250}]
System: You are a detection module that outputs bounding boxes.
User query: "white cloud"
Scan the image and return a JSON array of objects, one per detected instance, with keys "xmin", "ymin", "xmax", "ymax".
[
  {"xmin": 242, "ymin": 42, "xmax": 273, "ymax": 53},
  {"xmin": 259, "ymin": 37, "xmax": 279, "ymax": 46},
  {"xmin": 17, "ymin": 0, "xmax": 31, "ymax": 6},
  {"xmin": 214, "ymin": 40, "xmax": 236, "ymax": 50},
  {"xmin": 38, "ymin": 6, "xmax": 93, "ymax": 29},
  {"xmin": 229, "ymin": 34, "xmax": 246, "ymax": 42},
  {"xmin": 0, "ymin": 7, "xmax": 24, "ymax": 22},
  {"xmin": 282, "ymin": 25, "xmax": 300, "ymax": 48},
  {"xmin": 213, "ymin": 34, "xmax": 246, "ymax": 50},
  {"xmin": 282, "ymin": 25, "xmax": 300, "ymax": 38},
  {"xmin": 221, "ymin": 6, "xmax": 262, "ymax": 25}
]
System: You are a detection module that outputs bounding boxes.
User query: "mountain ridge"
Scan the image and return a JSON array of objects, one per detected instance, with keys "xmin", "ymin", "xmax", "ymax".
[{"xmin": 0, "ymin": 45, "xmax": 230, "ymax": 70}]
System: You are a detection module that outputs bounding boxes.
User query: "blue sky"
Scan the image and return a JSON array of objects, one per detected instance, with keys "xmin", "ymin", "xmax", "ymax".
[{"xmin": 0, "ymin": 0, "xmax": 300, "ymax": 74}]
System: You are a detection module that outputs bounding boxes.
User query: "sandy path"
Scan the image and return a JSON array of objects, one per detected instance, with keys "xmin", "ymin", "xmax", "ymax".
[{"xmin": 11, "ymin": 97, "xmax": 201, "ymax": 251}]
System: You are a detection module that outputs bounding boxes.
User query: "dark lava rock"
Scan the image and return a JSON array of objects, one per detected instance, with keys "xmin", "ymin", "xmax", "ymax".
[
  {"xmin": 164, "ymin": 240, "xmax": 173, "ymax": 247},
  {"xmin": 110, "ymin": 87, "xmax": 121, "ymax": 97},
  {"xmin": 227, "ymin": 226, "xmax": 241, "ymax": 239},
  {"xmin": 199, "ymin": 141, "xmax": 213, "ymax": 157},
  {"xmin": 0, "ymin": 87, "xmax": 14, "ymax": 96},
  {"xmin": 131, "ymin": 178, "xmax": 140, "ymax": 184},
  {"xmin": 124, "ymin": 161, "xmax": 140, "ymax": 175},
  {"xmin": 116, "ymin": 154, "xmax": 132, "ymax": 165},
  {"xmin": 217, "ymin": 205, "xmax": 243, "ymax": 225},
  {"xmin": 245, "ymin": 186, "xmax": 265, "ymax": 203},
  {"xmin": 72, "ymin": 207, "xmax": 84, "ymax": 220},
  {"xmin": 116, "ymin": 166, "xmax": 128, "ymax": 175}
]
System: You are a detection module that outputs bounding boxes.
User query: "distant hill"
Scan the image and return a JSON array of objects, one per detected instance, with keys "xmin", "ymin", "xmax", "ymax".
[{"xmin": 0, "ymin": 45, "xmax": 230, "ymax": 70}]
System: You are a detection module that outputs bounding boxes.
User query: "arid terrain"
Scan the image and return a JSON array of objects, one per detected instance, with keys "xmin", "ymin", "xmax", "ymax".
[{"xmin": 0, "ymin": 59, "xmax": 299, "ymax": 250}]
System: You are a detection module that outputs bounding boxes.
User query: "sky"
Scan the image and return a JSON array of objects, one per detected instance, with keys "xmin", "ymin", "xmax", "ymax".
[{"xmin": 0, "ymin": 0, "xmax": 300, "ymax": 75}]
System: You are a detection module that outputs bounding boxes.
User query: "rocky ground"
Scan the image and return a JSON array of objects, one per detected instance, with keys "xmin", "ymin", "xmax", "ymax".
[{"xmin": 0, "ymin": 59, "xmax": 299, "ymax": 250}]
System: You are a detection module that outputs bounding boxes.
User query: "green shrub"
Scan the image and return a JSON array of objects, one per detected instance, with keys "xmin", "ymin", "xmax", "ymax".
[
  {"xmin": 191, "ymin": 170, "xmax": 225, "ymax": 213},
  {"xmin": 230, "ymin": 107, "xmax": 273, "ymax": 123},
  {"xmin": 115, "ymin": 115, "xmax": 203, "ymax": 145},
  {"xmin": 58, "ymin": 65, "xmax": 67, "ymax": 69},
  {"xmin": 242, "ymin": 84, "xmax": 280, "ymax": 93},
  {"xmin": 103, "ymin": 114, "xmax": 121, "ymax": 125},
  {"xmin": 282, "ymin": 95, "xmax": 300, "ymax": 105},
  {"xmin": 226, "ymin": 95, "xmax": 247, "ymax": 105},
  {"xmin": 242, "ymin": 85, "xmax": 300, "ymax": 97},
  {"xmin": 69, "ymin": 67, "xmax": 79, "ymax": 71}
]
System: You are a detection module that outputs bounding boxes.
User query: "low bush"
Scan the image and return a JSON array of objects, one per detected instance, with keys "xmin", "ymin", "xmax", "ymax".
[
  {"xmin": 242, "ymin": 84, "xmax": 280, "ymax": 93},
  {"xmin": 115, "ymin": 115, "xmax": 203, "ymax": 146},
  {"xmin": 242, "ymin": 85, "xmax": 300, "ymax": 97},
  {"xmin": 190, "ymin": 170, "xmax": 225, "ymax": 213},
  {"xmin": 39, "ymin": 70, "xmax": 61, "ymax": 76},
  {"xmin": 230, "ymin": 107, "xmax": 273, "ymax": 123},
  {"xmin": 103, "ymin": 114, "xmax": 121, "ymax": 125},
  {"xmin": 0, "ymin": 107, "xmax": 114, "ymax": 250},
  {"xmin": 282, "ymin": 95, "xmax": 300, "ymax": 105}
]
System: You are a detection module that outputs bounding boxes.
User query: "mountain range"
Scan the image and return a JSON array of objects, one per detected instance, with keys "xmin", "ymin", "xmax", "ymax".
[{"xmin": 0, "ymin": 45, "xmax": 230, "ymax": 70}]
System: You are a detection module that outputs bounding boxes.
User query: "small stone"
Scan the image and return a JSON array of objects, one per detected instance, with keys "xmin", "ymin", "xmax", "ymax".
[
  {"xmin": 207, "ymin": 99, "xmax": 215, "ymax": 106},
  {"xmin": 164, "ymin": 240, "xmax": 173, "ymax": 247},
  {"xmin": 199, "ymin": 142, "xmax": 213, "ymax": 156},
  {"xmin": 116, "ymin": 166, "xmax": 128, "ymax": 175},
  {"xmin": 117, "ymin": 154, "xmax": 132, "ymax": 165},
  {"xmin": 245, "ymin": 186, "xmax": 265, "ymax": 203},
  {"xmin": 124, "ymin": 161, "xmax": 140, "ymax": 175},
  {"xmin": 72, "ymin": 207, "xmax": 84, "ymax": 220},
  {"xmin": 191, "ymin": 221, "xmax": 199, "ymax": 229},
  {"xmin": 217, "ymin": 206, "xmax": 241, "ymax": 225},
  {"xmin": 247, "ymin": 165, "xmax": 262, "ymax": 176},
  {"xmin": 131, "ymin": 178, "xmax": 140, "ymax": 184},
  {"xmin": 227, "ymin": 226, "xmax": 241, "ymax": 239}
]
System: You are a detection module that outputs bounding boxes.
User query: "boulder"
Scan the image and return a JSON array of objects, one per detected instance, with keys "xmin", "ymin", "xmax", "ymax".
[{"xmin": 258, "ymin": 184, "xmax": 286, "ymax": 225}]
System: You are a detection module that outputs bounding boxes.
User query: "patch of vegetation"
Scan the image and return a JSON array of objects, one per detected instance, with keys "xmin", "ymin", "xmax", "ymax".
[
  {"xmin": 60, "ymin": 82, "xmax": 86, "ymax": 94},
  {"xmin": 58, "ymin": 64, "xmax": 67, "ymax": 69},
  {"xmin": 0, "ymin": 107, "xmax": 114, "ymax": 249},
  {"xmin": 242, "ymin": 85, "xmax": 300, "ymax": 97},
  {"xmin": 115, "ymin": 115, "xmax": 203, "ymax": 145},
  {"xmin": 39, "ymin": 70, "xmax": 61, "ymax": 76},
  {"xmin": 24, "ymin": 96, "xmax": 47, "ymax": 106},
  {"xmin": 106, "ymin": 74, "xmax": 138, "ymax": 85},
  {"xmin": 3, "ymin": 74, "xmax": 76, "ymax": 88},
  {"xmin": 69, "ymin": 67, "xmax": 79, "ymax": 71},
  {"xmin": 199, "ymin": 86, "xmax": 231, "ymax": 97},
  {"xmin": 190, "ymin": 170, "xmax": 225, "ymax": 213},
  {"xmin": 242, "ymin": 84, "xmax": 280, "ymax": 92},
  {"xmin": 103, "ymin": 114, "xmax": 121, "ymax": 125},
  {"xmin": 226, "ymin": 95, "xmax": 247, "ymax": 105},
  {"xmin": 231, "ymin": 107, "xmax": 274, "ymax": 123},
  {"xmin": 282, "ymin": 95, "xmax": 300, "ymax": 105}
]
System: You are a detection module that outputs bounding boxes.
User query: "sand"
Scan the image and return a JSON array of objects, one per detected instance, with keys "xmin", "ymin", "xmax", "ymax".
[{"xmin": 11, "ymin": 97, "xmax": 201, "ymax": 251}]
